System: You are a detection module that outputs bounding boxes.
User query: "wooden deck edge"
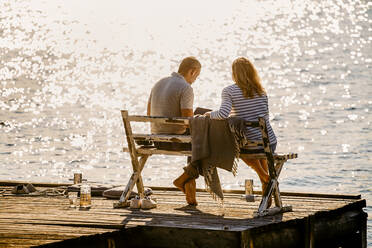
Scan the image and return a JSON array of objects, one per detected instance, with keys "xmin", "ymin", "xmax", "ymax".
[
  {"xmin": 34, "ymin": 199, "xmax": 368, "ymax": 248},
  {"xmin": 0, "ymin": 180, "xmax": 362, "ymax": 200},
  {"xmin": 35, "ymin": 226, "xmax": 241, "ymax": 248},
  {"xmin": 242, "ymin": 199, "xmax": 367, "ymax": 248},
  {"xmin": 312, "ymin": 199, "xmax": 366, "ymax": 218}
]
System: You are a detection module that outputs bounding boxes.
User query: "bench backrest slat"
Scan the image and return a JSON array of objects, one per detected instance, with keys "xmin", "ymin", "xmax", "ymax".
[
  {"xmin": 133, "ymin": 134, "xmax": 191, "ymax": 143},
  {"xmin": 128, "ymin": 116, "xmax": 189, "ymax": 125},
  {"xmin": 127, "ymin": 114, "xmax": 261, "ymax": 128},
  {"xmin": 132, "ymin": 133, "xmax": 264, "ymax": 147}
]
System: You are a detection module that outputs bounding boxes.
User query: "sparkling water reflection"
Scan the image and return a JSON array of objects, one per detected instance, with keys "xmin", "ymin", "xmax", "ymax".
[{"xmin": 0, "ymin": 0, "xmax": 371, "ymax": 243}]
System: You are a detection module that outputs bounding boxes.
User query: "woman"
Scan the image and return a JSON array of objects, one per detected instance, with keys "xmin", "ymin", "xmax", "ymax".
[{"xmin": 208, "ymin": 57, "xmax": 277, "ymax": 206}]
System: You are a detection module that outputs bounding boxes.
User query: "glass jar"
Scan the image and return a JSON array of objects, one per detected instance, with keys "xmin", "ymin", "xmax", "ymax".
[{"xmin": 79, "ymin": 184, "xmax": 91, "ymax": 209}]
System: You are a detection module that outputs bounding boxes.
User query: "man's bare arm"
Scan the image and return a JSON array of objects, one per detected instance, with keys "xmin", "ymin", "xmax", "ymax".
[
  {"xmin": 181, "ymin": 109, "xmax": 193, "ymax": 117},
  {"xmin": 181, "ymin": 109, "xmax": 193, "ymax": 130},
  {"xmin": 147, "ymin": 99, "xmax": 151, "ymax": 116}
]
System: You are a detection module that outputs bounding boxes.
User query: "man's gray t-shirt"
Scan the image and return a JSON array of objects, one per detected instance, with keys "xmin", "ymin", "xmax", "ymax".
[{"xmin": 149, "ymin": 72, "xmax": 194, "ymax": 134}]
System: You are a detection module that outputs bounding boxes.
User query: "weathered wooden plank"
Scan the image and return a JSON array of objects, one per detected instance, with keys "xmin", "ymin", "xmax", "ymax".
[
  {"xmin": 125, "ymin": 147, "xmax": 192, "ymax": 156},
  {"xmin": 133, "ymin": 133, "xmax": 191, "ymax": 143},
  {"xmin": 128, "ymin": 115, "xmax": 189, "ymax": 125}
]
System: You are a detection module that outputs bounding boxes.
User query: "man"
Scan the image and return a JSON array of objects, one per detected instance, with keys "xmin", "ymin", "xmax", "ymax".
[{"xmin": 147, "ymin": 57, "xmax": 201, "ymax": 205}]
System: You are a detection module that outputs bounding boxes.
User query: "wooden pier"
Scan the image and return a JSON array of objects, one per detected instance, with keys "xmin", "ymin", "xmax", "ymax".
[{"xmin": 0, "ymin": 181, "xmax": 367, "ymax": 248}]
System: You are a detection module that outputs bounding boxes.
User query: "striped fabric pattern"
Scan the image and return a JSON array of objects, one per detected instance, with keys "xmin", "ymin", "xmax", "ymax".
[{"xmin": 210, "ymin": 84, "xmax": 277, "ymax": 145}]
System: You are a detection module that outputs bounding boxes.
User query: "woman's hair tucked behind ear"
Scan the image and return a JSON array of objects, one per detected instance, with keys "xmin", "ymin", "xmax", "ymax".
[{"xmin": 232, "ymin": 57, "xmax": 265, "ymax": 98}]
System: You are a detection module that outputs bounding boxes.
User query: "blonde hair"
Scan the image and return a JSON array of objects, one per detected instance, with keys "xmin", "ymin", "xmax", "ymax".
[
  {"xmin": 232, "ymin": 57, "xmax": 265, "ymax": 98},
  {"xmin": 178, "ymin": 56, "xmax": 201, "ymax": 75}
]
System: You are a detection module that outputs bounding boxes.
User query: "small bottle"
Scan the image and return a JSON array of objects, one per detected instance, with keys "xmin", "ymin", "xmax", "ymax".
[
  {"xmin": 79, "ymin": 184, "xmax": 91, "ymax": 209},
  {"xmin": 73, "ymin": 172, "xmax": 82, "ymax": 184}
]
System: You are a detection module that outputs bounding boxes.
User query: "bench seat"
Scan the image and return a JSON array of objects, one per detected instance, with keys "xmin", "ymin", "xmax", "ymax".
[{"xmin": 123, "ymin": 147, "xmax": 297, "ymax": 161}]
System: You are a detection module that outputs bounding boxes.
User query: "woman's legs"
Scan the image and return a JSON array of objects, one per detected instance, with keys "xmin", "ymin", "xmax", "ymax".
[
  {"xmin": 241, "ymin": 157, "xmax": 272, "ymax": 207},
  {"xmin": 259, "ymin": 159, "xmax": 268, "ymax": 175},
  {"xmin": 241, "ymin": 158, "xmax": 269, "ymax": 184}
]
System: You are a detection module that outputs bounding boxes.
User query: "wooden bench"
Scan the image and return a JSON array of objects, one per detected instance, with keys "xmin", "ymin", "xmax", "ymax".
[{"xmin": 115, "ymin": 110, "xmax": 297, "ymax": 217}]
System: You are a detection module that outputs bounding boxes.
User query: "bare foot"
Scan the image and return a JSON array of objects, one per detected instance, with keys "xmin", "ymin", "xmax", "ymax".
[
  {"xmin": 173, "ymin": 178, "xmax": 186, "ymax": 193},
  {"xmin": 185, "ymin": 179, "xmax": 197, "ymax": 206},
  {"xmin": 173, "ymin": 172, "xmax": 189, "ymax": 193}
]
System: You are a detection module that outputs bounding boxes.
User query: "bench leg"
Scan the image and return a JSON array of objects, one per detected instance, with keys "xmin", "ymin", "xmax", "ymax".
[
  {"xmin": 135, "ymin": 155, "xmax": 149, "ymax": 197},
  {"xmin": 255, "ymin": 160, "xmax": 292, "ymax": 217},
  {"xmin": 273, "ymin": 181, "xmax": 283, "ymax": 208},
  {"xmin": 274, "ymin": 160, "xmax": 285, "ymax": 177},
  {"xmin": 135, "ymin": 156, "xmax": 147, "ymax": 197},
  {"xmin": 273, "ymin": 160, "xmax": 285, "ymax": 208},
  {"xmin": 255, "ymin": 178, "xmax": 292, "ymax": 217},
  {"xmin": 258, "ymin": 179, "xmax": 276, "ymax": 212},
  {"xmin": 114, "ymin": 155, "xmax": 149, "ymax": 208}
]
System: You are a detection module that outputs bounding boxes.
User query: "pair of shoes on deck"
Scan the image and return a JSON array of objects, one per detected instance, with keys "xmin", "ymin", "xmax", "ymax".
[
  {"xmin": 130, "ymin": 196, "xmax": 157, "ymax": 210},
  {"xmin": 11, "ymin": 184, "xmax": 37, "ymax": 194}
]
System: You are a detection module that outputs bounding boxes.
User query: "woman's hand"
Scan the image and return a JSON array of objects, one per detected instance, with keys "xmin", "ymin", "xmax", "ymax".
[{"xmin": 204, "ymin": 111, "xmax": 211, "ymax": 117}]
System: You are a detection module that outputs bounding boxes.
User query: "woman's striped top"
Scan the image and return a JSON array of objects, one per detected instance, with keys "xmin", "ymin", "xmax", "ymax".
[{"xmin": 210, "ymin": 84, "xmax": 277, "ymax": 145}]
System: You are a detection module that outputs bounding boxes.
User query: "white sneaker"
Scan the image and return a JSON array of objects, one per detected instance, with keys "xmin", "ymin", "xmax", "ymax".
[
  {"xmin": 130, "ymin": 196, "xmax": 141, "ymax": 209},
  {"xmin": 144, "ymin": 188, "xmax": 153, "ymax": 196},
  {"xmin": 141, "ymin": 196, "xmax": 157, "ymax": 210}
]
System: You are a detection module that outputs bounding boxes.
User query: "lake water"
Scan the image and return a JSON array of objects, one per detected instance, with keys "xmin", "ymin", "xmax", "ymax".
[{"xmin": 0, "ymin": 0, "xmax": 371, "ymax": 244}]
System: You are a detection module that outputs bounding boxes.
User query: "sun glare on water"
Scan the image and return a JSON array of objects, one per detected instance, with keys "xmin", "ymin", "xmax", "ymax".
[{"xmin": 0, "ymin": 0, "xmax": 370, "ymax": 200}]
